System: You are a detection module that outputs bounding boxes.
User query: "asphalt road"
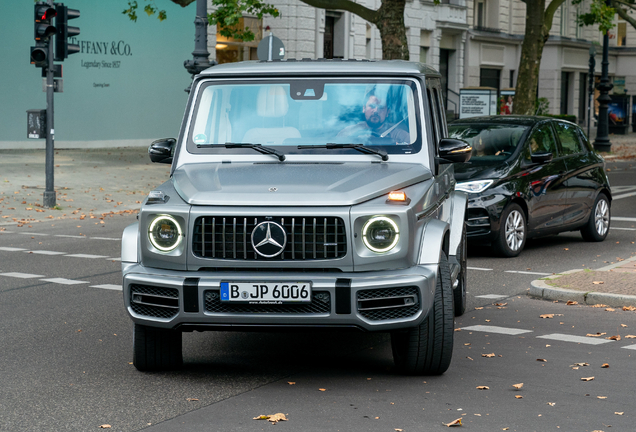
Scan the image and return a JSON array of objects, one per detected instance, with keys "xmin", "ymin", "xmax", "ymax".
[{"xmin": 0, "ymin": 161, "xmax": 634, "ymax": 431}]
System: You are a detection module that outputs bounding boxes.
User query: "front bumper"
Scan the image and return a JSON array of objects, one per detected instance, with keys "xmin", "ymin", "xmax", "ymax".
[
  {"xmin": 122, "ymin": 263, "xmax": 437, "ymax": 332},
  {"xmin": 465, "ymin": 192, "xmax": 509, "ymax": 243}
]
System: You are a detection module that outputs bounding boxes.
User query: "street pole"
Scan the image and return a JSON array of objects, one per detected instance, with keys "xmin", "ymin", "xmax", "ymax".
[
  {"xmin": 184, "ymin": 0, "xmax": 216, "ymax": 93},
  {"xmin": 593, "ymin": 1, "xmax": 613, "ymax": 152},
  {"xmin": 587, "ymin": 45, "xmax": 595, "ymax": 139},
  {"xmin": 43, "ymin": 0, "xmax": 56, "ymax": 208}
]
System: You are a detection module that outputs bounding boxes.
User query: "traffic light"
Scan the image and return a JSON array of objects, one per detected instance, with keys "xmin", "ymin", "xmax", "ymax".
[
  {"xmin": 31, "ymin": 2, "xmax": 57, "ymax": 67},
  {"xmin": 54, "ymin": 3, "xmax": 80, "ymax": 61}
]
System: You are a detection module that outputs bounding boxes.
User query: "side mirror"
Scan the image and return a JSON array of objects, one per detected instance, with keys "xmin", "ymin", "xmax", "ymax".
[
  {"xmin": 437, "ymin": 138, "xmax": 472, "ymax": 164},
  {"xmin": 148, "ymin": 138, "xmax": 176, "ymax": 164},
  {"xmin": 530, "ymin": 152, "xmax": 552, "ymax": 165}
]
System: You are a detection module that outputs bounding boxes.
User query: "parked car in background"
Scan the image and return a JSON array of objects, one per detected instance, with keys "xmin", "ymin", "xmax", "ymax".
[{"xmin": 448, "ymin": 116, "xmax": 611, "ymax": 257}]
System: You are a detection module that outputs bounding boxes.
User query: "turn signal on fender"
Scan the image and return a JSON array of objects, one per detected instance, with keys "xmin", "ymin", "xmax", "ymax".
[{"xmin": 388, "ymin": 191, "xmax": 407, "ymax": 202}]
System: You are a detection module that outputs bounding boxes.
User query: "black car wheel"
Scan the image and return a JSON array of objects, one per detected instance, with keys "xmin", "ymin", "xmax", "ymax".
[
  {"xmin": 581, "ymin": 193, "xmax": 610, "ymax": 242},
  {"xmin": 494, "ymin": 203, "xmax": 526, "ymax": 257},
  {"xmin": 454, "ymin": 224, "xmax": 467, "ymax": 317},
  {"xmin": 133, "ymin": 323, "xmax": 183, "ymax": 371},
  {"xmin": 391, "ymin": 253, "xmax": 454, "ymax": 375}
]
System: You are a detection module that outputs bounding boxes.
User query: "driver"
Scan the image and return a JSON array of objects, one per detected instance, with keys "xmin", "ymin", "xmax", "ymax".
[{"xmin": 338, "ymin": 89, "xmax": 410, "ymax": 143}]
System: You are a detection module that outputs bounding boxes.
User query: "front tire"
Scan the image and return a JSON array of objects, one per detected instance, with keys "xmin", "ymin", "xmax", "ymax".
[
  {"xmin": 391, "ymin": 253, "xmax": 454, "ymax": 375},
  {"xmin": 133, "ymin": 323, "xmax": 183, "ymax": 372},
  {"xmin": 493, "ymin": 203, "xmax": 526, "ymax": 257},
  {"xmin": 580, "ymin": 193, "xmax": 610, "ymax": 242}
]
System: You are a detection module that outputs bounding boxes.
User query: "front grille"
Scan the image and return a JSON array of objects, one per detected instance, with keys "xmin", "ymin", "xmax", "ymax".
[
  {"xmin": 130, "ymin": 284, "xmax": 179, "ymax": 319},
  {"xmin": 204, "ymin": 290, "xmax": 331, "ymax": 314},
  {"xmin": 357, "ymin": 286, "xmax": 420, "ymax": 321},
  {"xmin": 193, "ymin": 216, "xmax": 347, "ymax": 261}
]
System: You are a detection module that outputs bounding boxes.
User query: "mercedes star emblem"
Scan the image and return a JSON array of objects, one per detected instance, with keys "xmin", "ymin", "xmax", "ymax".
[{"xmin": 251, "ymin": 221, "xmax": 287, "ymax": 258}]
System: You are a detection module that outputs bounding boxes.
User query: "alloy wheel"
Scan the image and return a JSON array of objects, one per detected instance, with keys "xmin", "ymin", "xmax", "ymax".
[
  {"xmin": 594, "ymin": 199, "xmax": 610, "ymax": 237},
  {"xmin": 505, "ymin": 210, "xmax": 525, "ymax": 252}
]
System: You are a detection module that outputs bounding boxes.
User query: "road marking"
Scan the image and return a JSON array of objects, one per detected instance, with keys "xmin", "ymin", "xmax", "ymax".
[
  {"xmin": 622, "ymin": 345, "xmax": 636, "ymax": 351},
  {"xmin": 613, "ymin": 192, "xmax": 636, "ymax": 200},
  {"xmin": 108, "ymin": 257, "xmax": 122, "ymax": 261},
  {"xmin": 461, "ymin": 325, "xmax": 533, "ymax": 335},
  {"xmin": 0, "ymin": 247, "xmax": 27, "ymax": 252},
  {"xmin": 90, "ymin": 284, "xmax": 122, "ymax": 291},
  {"xmin": 611, "ymin": 227, "xmax": 636, "ymax": 231},
  {"xmin": 40, "ymin": 278, "xmax": 89, "ymax": 285},
  {"xmin": 536, "ymin": 333, "xmax": 614, "ymax": 345},
  {"xmin": 90, "ymin": 237, "xmax": 119, "ymax": 241},
  {"xmin": 24, "ymin": 250, "xmax": 66, "ymax": 255},
  {"xmin": 468, "ymin": 267, "xmax": 493, "ymax": 271},
  {"xmin": 474, "ymin": 294, "xmax": 508, "ymax": 299},
  {"xmin": 54, "ymin": 235, "xmax": 87, "ymax": 239},
  {"xmin": 612, "ymin": 217, "xmax": 636, "ymax": 222},
  {"xmin": 505, "ymin": 270, "xmax": 553, "ymax": 276},
  {"xmin": 17, "ymin": 232, "xmax": 49, "ymax": 236},
  {"xmin": 64, "ymin": 254, "xmax": 110, "ymax": 259},
  {"xmin": 0, "ymin": 272, "xmax": 45, "ymax": 279}
]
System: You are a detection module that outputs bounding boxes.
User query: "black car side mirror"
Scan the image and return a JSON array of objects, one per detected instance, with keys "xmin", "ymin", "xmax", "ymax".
[
  {"xmin": 530, "ymin": 152, "xmax": 552, "ymax": 165},
  {"xmin": 149, "ymin": 138, "xmax": 176, "ymax": 164},
  {"xmin": 437, "ymin": 138, "xmax": 472, "ymax": 164}
]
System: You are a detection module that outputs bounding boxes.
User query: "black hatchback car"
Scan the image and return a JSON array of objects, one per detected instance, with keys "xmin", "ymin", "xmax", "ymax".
[{"xmin": 449, "ymin": 116, "xmax": 611, "ymax": 257}]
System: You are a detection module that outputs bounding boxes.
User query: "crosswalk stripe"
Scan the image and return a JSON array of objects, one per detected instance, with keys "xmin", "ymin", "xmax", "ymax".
[
  {"xmin": 0, "ymin": 272, "xmax": 45, "ymax": 279},
  {"xmin": 0, "ymin": 247, "xmax": 27, "ymax": 252},
  {"xmin": 536, "ymin": 333, "xmax": 614, "ymax": 345},
  {"xmin": 64, "ymin": 254, "xmax": 110, "ymax": 259},
  {"xmin": 461, "ymin": 325, "xmax": 533, "ymax": 335},
  {"xmin": 89, "ymin": 284, "xmax": 123, "ymax": 291},
  {"xmin": 474, "ymin": 294, "xmax": 508, "ymax": 299},
  {"xmin": 467, "ymin": 267, "xmax": 493, "ymax": 271},
  {"xmin": 24, "ymin": 250, "xmax": 66, "ymax": 255},
  {"xmin": 505, "ymin": 270, "xmax": 552, "ymax": 276},
  {"xmin": 622, "ymin": 345, "xmax": 636, "ymax": 350}
]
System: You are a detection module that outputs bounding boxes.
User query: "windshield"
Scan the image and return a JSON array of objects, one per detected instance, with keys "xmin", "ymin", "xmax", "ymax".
[
  {"xmin": 448, "ymin": 123, "xmax": 529, "ymax": 162},
  {"xmin": 187, "ymin": 79, "xmax": 422, "ymax": 156}
]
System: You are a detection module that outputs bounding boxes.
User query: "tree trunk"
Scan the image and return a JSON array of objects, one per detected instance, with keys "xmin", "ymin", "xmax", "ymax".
[
  {"xmin": 375, "ymin": 0, "xmax": 409, "ymax": 59},
  {"xmin": 514, "ymin": 0, "xmax": 548, "ymax": 115}
]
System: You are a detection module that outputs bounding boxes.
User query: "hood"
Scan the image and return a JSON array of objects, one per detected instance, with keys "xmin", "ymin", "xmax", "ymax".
[
  {"xmin": 453, "ymin": 161, "xmax": 512, "ymax": 182},
  {"xmin": 171, "ymin": 162, "xmax": 432, "ymax": 206}
]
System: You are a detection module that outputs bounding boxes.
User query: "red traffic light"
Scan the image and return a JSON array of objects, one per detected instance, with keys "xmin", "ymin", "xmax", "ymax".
[{"xmin": 35, "ymin": 5, "xmax": 57, "ymax": 22}]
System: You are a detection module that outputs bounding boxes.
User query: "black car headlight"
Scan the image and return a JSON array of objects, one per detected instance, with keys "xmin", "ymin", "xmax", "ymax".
[
  {"xmin": 362, "ymin": 216, "xmax": 400, "ymax": 253},
  {"xmin": 148, "ymin": 215, "xmax": 183, "ymax": 252}
]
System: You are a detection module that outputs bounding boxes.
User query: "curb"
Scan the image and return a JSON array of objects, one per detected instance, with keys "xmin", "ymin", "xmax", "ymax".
[{"xmin": 528, "ymin": 258, "xmax": 636, "ymax": 308}]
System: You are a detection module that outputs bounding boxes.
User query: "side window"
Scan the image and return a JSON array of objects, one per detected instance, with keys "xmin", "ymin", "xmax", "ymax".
[
  {"xmin": 525, "ymin": 124, "xmax": 558, "ymax": 161},
  {"xmin": 554, "ymin": 122, "xmax": 584, "ymax": 155},
  {"xmin": 432, "ymin": 87, "xmax": 447, "ymax": 138},
  {"xmin": 426, "ymin": 87, "xmax": 439, "ymax": 145}
]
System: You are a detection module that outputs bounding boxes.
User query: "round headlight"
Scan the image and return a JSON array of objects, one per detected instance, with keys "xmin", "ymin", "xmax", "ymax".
[
  {"xmin": 362, "ymin": 216, "xmax": 400, "ymax": 253},
  {"xmin": 148, "ymin": 215, "xmax": 182, "ymax": 252}
]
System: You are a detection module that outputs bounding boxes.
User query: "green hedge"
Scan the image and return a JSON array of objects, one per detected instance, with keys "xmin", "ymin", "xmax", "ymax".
[{"xmin": 544, "ymin": 114, "xmax": 577, "ymax": 123}]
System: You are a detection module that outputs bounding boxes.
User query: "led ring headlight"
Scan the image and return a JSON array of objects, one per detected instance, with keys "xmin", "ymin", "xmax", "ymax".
[
  {"xmin": 148, "ymin": 215, "xmax": 182, "ymax": 252},
  {"xmin": 362, "ymin": 216, "xmax": 399, "ymax": 253}
]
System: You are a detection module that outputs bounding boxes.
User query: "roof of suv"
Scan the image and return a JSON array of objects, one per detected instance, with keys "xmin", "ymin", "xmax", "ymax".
[{"xmin": 199, "ymin": 59, "xmax": 440, "ymax": 77}]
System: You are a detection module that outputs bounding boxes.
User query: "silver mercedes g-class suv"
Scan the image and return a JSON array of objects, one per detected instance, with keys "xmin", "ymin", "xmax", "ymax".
[{"xmin": 121, "ymin": 60, "xmax": 471, "ymax": 375}]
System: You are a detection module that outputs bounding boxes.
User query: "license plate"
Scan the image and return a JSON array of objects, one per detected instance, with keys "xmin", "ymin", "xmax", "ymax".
[{"xmin": 220, "ymin": 282, "xmax": 312, "ymax": 303}]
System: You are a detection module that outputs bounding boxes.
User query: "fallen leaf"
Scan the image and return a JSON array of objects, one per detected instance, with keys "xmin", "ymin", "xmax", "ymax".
[
  {"xmin": 587, "ymin": 332, "xmax": 607, "ymax": 337},
  {"xmin": 621, "ymin": 324, "xmax": 628, "ymax": 328},
  {"xmin": 625, "ymin": 335, "xmax": 636, "ymax": 338},
  {"xmin": 547, "ymin": 402, "xmax": 556, "ymax": 406},
  {"xmin": 494, "ymin": 302, "xmax": 508, "ymax": 307},
  {"xmin": 592, "ymin": 281, "xmax": 604, "ymax": 285},
  {"xmin": 253, "ymin": 413, "xmax": 287, "ymax": 424},
  {"xmin": 482, "ymin": 353, "xmax": 496, "ymax": 358},
  {"xmin": 99, "ymin": 426, "xmax": 112, "ymax": 429},
  {"xmin": 475, "ymin": 307, "xmax": 483, "ymax": 310},
  {"xmin": 566, "ymin": 300, "xmax": 578, "ymax": 305},
  {"xmin": 318, "ymin": 388, "xmax": 326, "ymax": 392},
  {"xmin": 485, "ymin": 319, "xmax": 491, "ymax": 322},
  {"xmin": 536, "ymin": 358, "xmax": 547, "ymax": 362},
  {"xmin": 601, "ymin": 363, "xmax": 609, "ymax": 368},
  {"xmin": 186, "ymin": 398, "xmax": 199, "ymax": 402},
  {"xmin": 605, "ymin": 308, "xmax": 615, "ymax": 312},
  {"xmin": 443, "ymin": 418, "xmax": 462, "ymax": 427},
  {"xmin": 540, "ymin": 314, "xmax": 554, "ymax": 319},
  {"xmin": 515, "ymin": 395, "xmax": 523, "ymax": 399},
  {"xmin": 395, "ymin": 429, "xmax": 404, "ymax": 432},
  {"xmin": 623, "ymin": 306, "xmax": 636, "ymax": 311},
  {"xmin": 606, "ymin": 335, "xmax": 621, "ymax": 341},
  {"xmin": 564, "ymin": 248, "xmax": 569, "ymax": 251},
  {"xmin": 616, "ymin": 412, "xmax": 624, "ymax": 415},
  {"xmin": 476, "ymin": 386, "xmax": 489, "ymax": 390},
  {"xmin": 512, "ymin": 383, "xmax": 523, "ymax": 389},
  {"xmin": 597, "ymin": 396, "xmax": 607, "ymax": 399},
  {"xmin": 466, "ymin": 356, "xmax": 473, "ymax": 361},
  {"xmin": 591, "ymin": 304, "xmax": 608, "ymax": 308},
  {"xmin": 581, "ymin": 377, "xmax": 595, "ymax": 381},
  {"xmin": 571, "ymin": 362, "xmax": 590, "ymax": 367},
  {"xmin": 288, "ymin": 382, "xmax": 296, "ymax": 385}
]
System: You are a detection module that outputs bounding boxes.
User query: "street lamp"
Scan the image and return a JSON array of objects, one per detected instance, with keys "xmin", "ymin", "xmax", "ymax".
[
  {"xmin": 593, "ymin": 0, "xmax": 613, "ymax": 152},
  {"xmin": 183, "ymin": 0, "xmax": 216, "ymax": 93}
]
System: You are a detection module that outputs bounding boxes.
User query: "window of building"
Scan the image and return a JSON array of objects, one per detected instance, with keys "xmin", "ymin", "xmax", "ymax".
[
  {"xmin": 420, "ymin": 31, "xmax": 430, "ymax": 64},
  {"xmin": 215, "ymin": 17, "xmax": 262, "ymax": 64},
  {"xmin": 509, "ymin": 70, "xmax": 515, "ymax": 88},
  {"xmin": 324, "ymin": 11, "xmax": 345, "ymax": 59},
  {"xmin": 560, "ymin": 72, "xmax": 571, "ymax": 115},
  {"xmin": 475, "ymin": 0, "xmax": 486, "ymax": 28},
  {"xmin": 618, "ymin": 22, "xmax": 627, "ymax": 46},
  {"xmin": 560, "ymin": 4, "xmax": 569, "ymax": 37},
  {"xmin": 366, "ymin": 24, "xmax": 372, "ymax": 59},
  {"xmin": 480, "ymin": 68, "xmax": 500, "ymax": 93}
]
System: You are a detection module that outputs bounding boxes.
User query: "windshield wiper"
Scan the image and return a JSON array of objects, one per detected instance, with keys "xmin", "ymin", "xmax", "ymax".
[
  {"xmin": 196, "ymin": 142, "xmax": 286, "ymax": 161},
  {"xmin": 297, "ymin": 143, "xmax": 388, "ymax": 161}
]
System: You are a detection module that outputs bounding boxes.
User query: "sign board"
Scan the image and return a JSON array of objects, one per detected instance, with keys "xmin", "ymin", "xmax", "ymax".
[
  {"xmin": 459, "ymin": 88, "xmax": 497, "ymax": 119},
  {"xmin": 257, "ymin": 34, "xmax": 285, "ymax": 61},
  {"xmin": 27, "ymin": 109, "xmax": 46, "ymax": 139}
]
